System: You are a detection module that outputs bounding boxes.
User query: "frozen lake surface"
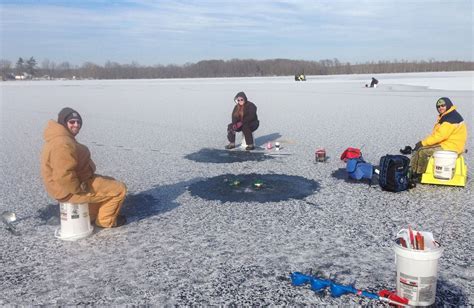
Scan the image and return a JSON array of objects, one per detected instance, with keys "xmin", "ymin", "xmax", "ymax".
[{"xmin": 0, "ymin": 71, "xmax": 472, "ymax": 305}]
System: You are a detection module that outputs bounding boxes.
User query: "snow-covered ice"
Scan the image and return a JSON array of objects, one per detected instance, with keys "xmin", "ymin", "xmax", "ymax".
[{"xmin": 0, "ymin": 71, "xmax": 472, "ymax": 305}]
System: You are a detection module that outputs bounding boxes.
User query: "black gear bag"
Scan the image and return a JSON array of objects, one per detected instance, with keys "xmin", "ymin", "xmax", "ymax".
[{"xmin": 378, "ymin": 155, "xmax": 411, "ymax": 192}]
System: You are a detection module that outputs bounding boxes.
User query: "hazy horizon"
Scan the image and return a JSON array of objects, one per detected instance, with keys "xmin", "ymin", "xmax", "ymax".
[{"xmin": 3, "ymin": 56, "xmax": 473, "ymax": 69}]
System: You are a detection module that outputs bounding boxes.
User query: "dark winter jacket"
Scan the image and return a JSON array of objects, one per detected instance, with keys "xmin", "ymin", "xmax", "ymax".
[
  {"xmin": 231, "ymin": 92, "xmax": 259, "ymax": 126},
  {"xmin": 370, "ymin": 78, "xmax": 378, "ymax": 87}
]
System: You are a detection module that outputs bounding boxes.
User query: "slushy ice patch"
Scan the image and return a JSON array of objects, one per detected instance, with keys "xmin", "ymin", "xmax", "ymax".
[
  {"xmin": 188, "ymin": 173, "xmax": 319, "ymax": 203},
  {"xmin": 185, "ymin": 148, "xmax": 273, "ymax": 163}
]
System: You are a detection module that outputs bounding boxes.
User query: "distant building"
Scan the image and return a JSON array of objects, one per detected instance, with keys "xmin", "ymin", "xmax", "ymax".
[{"xmin": 14, "ymin": 72, "xmax": 32, "ymax": 80}]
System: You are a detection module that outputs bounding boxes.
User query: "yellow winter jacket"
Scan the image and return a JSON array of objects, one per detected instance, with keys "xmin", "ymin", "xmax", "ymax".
[
  {"xmin": 41, "ymin": 120, "xmax": 96, "ymax": 200},
  {"xmin": 421, "ymin": 106, "xmax": 467, "ymax": 154}
]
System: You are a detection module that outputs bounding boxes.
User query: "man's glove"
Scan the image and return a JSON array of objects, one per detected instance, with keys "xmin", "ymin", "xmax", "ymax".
[
  {"xmin": 414, "ymin": 141, "xmax": 423, "ymax": 151},
  {"xmin": 400, "ymin": 146, "xmax": 413, "ymax": 155}
]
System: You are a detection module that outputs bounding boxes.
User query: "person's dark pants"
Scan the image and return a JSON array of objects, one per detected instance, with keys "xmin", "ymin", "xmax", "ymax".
[{"xmin": 227, "ymin": 121, "xmax": 259, "ymax": 145}]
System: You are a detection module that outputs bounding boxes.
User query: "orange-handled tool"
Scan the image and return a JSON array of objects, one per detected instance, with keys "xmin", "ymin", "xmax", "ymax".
[{"xmin": 416, "ymin": 232, "xmax": 424, "ymax": 250}]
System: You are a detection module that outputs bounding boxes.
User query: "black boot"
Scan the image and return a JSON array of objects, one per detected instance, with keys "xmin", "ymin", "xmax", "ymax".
[
  {"xmin": 409, "ymin": 172, "xmax": 421, "ymax": 188},
  {"xmin": 113, "ymin": 215, "xmax": 127, "ymax": 228}
]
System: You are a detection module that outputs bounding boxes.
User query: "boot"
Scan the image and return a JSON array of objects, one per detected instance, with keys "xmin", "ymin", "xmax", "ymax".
[
  {"xmin": 411, "ymin": 173, "xmax": 421, "ymax": 183},
  {"xmin": 225, "ymin": 143, "xmax": 236, "ymax": 149},
  {"xmin": 409, "ymin": 172, "xmax": 420, "ymax": 188},
  {"xmin": 245, "ymin": 145, "xmax": 255, "ymax": 151},
  {"xmin": 113, "ymin": 215, "xmax": 127, "ymax": 228}
]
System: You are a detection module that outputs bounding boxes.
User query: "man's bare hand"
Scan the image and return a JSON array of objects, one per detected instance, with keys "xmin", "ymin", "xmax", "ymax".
[{"xmin": 80, "ymin": 181, "xmax": 89, "ymax": 193}]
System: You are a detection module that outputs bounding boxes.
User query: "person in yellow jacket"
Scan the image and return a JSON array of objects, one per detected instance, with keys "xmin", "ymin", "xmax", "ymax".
[
  {"xmin": 41, "ymin": 107, "xmax": 127, "ymax": 228},
  {"xmin": 410, "ymin": 97, "xmax": 467, "ymax": 179}
]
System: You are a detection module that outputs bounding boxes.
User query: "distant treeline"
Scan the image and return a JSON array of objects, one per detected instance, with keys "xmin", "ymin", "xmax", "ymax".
[{"xmin": 1, "ymin": 57, "xmax": 473, "ymax": 80}]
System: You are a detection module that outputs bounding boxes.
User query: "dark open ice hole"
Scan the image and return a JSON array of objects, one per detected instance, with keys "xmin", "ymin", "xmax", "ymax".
[
  {"xmin": 185, "ymin": 148, "xmax": 274, "ymax": 163},
  {"xmin": 188, "ymin": 173, "xmax": 319, "ymax": 203}
]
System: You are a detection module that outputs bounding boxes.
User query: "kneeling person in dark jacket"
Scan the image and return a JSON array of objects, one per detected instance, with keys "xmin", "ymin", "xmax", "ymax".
[{"xmin": 225, "ymin": 91, "xmax": 259, "ymax": 151}]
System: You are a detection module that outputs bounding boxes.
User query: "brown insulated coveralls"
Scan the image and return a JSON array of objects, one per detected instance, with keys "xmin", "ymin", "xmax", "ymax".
[{"xmin": 41, "ymin": 120, "xmax": 126, "ymax": 227}]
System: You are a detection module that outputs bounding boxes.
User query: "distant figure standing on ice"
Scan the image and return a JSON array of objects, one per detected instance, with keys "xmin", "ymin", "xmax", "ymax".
[
  {"xmin": 408, "ymin": 97, "xmax": 467, "ymax": 181},
  {"xmin": 366, "ymin": 77, "xmax": 378, "ymax": 88},
  {"xmin": 225, "ymin": 91, "xmax": 259, "ymax": 151},
  {"xmin": 41, "ymin": 107, "xmax": 128, "ymax": 228}
]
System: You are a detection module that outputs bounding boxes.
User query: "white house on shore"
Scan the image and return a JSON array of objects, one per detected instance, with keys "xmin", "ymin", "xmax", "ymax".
[{"xmin": 14, "ymin": 72, "xmax": 32, "ymax": 80}]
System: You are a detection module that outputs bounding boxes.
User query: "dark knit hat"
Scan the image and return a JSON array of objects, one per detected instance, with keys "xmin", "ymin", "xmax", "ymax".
[
  {"xmin": 234, "ymin": 91, "xmax": 248, "ymax": 103},
  {"xmin": 58, "ymin": 107, "xmax": 82, "ymax": 126},
  {"xmin": 436, "ymin": 97, "xmax": 453, "ymax": 110}
]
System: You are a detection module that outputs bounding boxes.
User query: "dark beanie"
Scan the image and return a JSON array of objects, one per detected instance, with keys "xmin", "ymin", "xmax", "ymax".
[
  {"xmin": 234, "ymin": 91, "xmax": 248, "ymax": 103},
  {"xmin": 436, "ymin": 97, "xmax": 453, "ymax": 110},
  {"xmin": 58, "ymin": 107, "xmax": 82, "ymax": 126}
]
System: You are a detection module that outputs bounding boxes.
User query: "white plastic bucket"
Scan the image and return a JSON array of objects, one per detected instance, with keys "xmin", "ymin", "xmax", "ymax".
[
  {"xmin": 55, "ymin": 202, "xmax": 93, "ymax": 241},
  {"xmin": 394, "ymin": 243, "xmax": 443, "ymax": 306},
  {"xmin": 433, "ymin": 151, "xmax": 457, "ymax": 180}
]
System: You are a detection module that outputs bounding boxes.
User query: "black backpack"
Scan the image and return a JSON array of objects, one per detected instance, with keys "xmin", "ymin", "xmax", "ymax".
[{"xmin": 378, "ymin": 155, "xmax": 411, "ymax": 192}]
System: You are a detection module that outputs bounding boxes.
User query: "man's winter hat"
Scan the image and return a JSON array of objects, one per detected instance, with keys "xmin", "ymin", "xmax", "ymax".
[
  {"xmin": 436, "ymin": 97, "xmax": 453, "ymax": 109},
  {"xmin": 234, "ymin": 91, "xmax": 248, "ymax": 103},
  {"xmin": 58, "ymin": 107, "xmax": 82, "ymax": 126}
]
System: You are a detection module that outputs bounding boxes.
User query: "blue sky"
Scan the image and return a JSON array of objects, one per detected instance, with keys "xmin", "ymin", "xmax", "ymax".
[{"xmin": 0, "ymin": 0, "xmax": 472, "ymax": 66}]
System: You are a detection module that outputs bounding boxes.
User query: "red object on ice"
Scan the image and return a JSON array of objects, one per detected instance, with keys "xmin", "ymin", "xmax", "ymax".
[
  {"xmin": 340, "ymin": 147, "xmax": 361, "ymax": 162},
  {"xmin": 315, "ymin": 148, "xmax": 326, "ymax": 162},
  {"xmin": 379, "ymin": 289, "xmax": 409, "ymax": 305}
]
